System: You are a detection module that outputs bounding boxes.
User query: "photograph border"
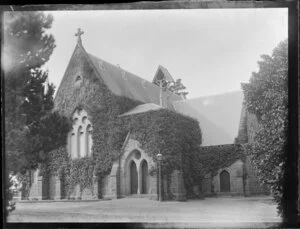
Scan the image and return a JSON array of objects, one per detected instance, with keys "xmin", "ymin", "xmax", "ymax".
[{"xmin": 1, "ymin": 0, "xmax": 298, "ymax": 228}]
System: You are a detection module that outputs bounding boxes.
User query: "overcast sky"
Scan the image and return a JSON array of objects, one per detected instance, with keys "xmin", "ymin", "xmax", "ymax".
[{"xmin": 43, "ymin": 8, "xmax": 287, "ymax": 99}]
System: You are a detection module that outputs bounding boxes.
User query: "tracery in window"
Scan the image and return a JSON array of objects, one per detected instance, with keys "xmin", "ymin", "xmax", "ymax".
[{"xmin": 68, "ymin": 109, "xmax": 93, "ymax": 159}]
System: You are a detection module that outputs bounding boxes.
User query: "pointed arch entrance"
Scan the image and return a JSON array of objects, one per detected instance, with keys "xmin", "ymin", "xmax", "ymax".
[
  {"xmin": 141, "ymin": 160, "xmax": 149, "ymax": 194},
  {"xmin": 120, "ymin": 139, "xmax": 155, "ymax": 197},
  {"xmin": 130, "ymin": 161, "xmax": 138, "ymax": 194},
  {"xmin": 220, "ymin": 170, "xmax": 230, "ymax": 192}
]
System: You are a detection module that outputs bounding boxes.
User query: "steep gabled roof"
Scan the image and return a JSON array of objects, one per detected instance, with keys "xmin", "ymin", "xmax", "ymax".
[
  {"xmin": 54, "ymin": 41, "xmax": 183, "ymax": 113},
  {"xmin": 86, "ymin": 53, "xmax": 182, "ymax": 110}
]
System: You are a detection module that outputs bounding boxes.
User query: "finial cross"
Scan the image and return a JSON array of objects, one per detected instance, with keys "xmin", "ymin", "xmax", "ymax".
[{"xmin": 75, "ymin": 28, "xmax": 84, "ymax": 44}]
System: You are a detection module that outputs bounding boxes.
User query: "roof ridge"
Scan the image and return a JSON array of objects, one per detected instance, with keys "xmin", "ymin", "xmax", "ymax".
[
  {"xmin": 86, "ymin": 52, "xmax": 182, "ymax": 100},
  {"xmin": 87, "ymin": 52, "xmax": 155, "ymax": 84}
]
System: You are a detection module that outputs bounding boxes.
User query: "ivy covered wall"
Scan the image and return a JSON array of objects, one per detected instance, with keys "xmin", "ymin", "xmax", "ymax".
[
  {"xmin": 197, "ymin": 144, "xmax": 246, "ymax": 177},
  {"xmin": 43, "ymin": 45, "xmax": 204, "ymax": 199}
]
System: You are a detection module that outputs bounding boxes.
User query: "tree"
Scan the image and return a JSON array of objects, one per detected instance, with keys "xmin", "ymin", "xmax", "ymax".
[
  {"xmin": 241, "ymin": 40, "xmax": 288, "ymax": 218},
  {"xmin": 157, "ymin": 78, "xmax": 189, "ymax": 106},
  {"xmin": 3, "ymin": 11, "xmax": 70, "ymax": 216},
  {"xmin": 167, "ymin": 78, "xmax": 188, "ymax": 98}
]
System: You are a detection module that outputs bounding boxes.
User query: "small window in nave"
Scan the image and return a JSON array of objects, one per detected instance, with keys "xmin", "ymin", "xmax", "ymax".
[{"xmin": 75, "ymin": 75, "xmax": 82, "ymax": 82}]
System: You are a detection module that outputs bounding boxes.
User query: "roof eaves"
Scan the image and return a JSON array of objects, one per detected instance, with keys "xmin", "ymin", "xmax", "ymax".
[{"xmin": 118, "ymin": 103, "xmax": 164, "ymax": 117}]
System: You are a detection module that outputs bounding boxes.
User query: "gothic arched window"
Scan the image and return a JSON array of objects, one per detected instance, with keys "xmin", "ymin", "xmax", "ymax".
[
  {"xmin": 69, "ymin": 109, "xmax": 93, "ymax": 159},
  {"xmin": 77, "ymin": 126, "xmax": 82, "ymax": 158},
  {"xmin": 86, "ymin": 124, "xmax": 93, "ymax": 156},
  {"xmin": 70, "ymin": 130, "xmax": 76, "ymax": 158}
]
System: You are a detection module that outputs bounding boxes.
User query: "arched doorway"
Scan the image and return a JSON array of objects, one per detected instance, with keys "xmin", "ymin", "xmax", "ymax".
[
  {"xmin": 130, "ymin": 161, "xmax": 138, "ymax": 194},
  {"xmin": 220, "ymin": 170, "xmax": 230, "ymax": 192},
  {"xmin": 141, "ymin": 160, "xmax": 148, "ymax": 194}
]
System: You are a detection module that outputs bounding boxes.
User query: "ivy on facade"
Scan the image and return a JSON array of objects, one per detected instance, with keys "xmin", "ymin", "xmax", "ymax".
[
  {"xmin": 197, "ymin": 144, "xmax": 246, "ymax": 176},
  {"xmin": 43, "ymin": 49, "xmax": 246, "ymax": 199}
]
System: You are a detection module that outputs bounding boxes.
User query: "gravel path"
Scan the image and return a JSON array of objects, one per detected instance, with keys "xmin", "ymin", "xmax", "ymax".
[{"xmin": 7, "ymin": 196, "xmax": 281, "ymax": 227}]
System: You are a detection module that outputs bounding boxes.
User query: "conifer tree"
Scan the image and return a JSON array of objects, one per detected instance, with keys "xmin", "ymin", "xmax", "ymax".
[
  {"xmin": 4, "ymin": 11, "xmax": 70, "ymax": 216},
  {"xmin": 4, "ymin": 11, "xmax": 56, "ymax": 174}
]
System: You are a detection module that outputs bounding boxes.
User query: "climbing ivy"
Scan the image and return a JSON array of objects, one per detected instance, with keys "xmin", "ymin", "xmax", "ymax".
[
  {"xmin": 44, "ymin": 51, "xmax": 203, "ymax": 198},
  {"xmin": 46, "ymin": 90, "xmax": 204, "ymax": 198},
  {"xmin": 91, "ymin": 101, "xmax": 203, "ymax": 198},
  {"xmin": 196, "ymin": 144, "xmax": 246, "ymax": 176},
  {"xmin": 42, "ymin": 62, "xmax": 246, "ymax": 199}
]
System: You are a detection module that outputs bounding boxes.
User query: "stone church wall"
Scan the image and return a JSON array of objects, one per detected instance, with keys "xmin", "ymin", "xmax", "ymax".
[
  {"xmin": 244, "ymin": 156, "xmax": 269, "ymax": 195},
  {"xmin": 81, "ymin": 187, "xmax": 94, "ymax": 200},
  {"xmin": 169, "ymin": 170, "xmax": 187, "ymax": 201},
  {"xmin": 148, "ymin": 175, "xmax": 157, "ymax": 199},
  {"xmin": 25, "ymin": 153, "xmax": 269, "ymax": 200},
  {"xmin": 49, "ymin": 174, "xmax": 59, "ymax": 199},
  {"xmin": 53, "ymin": 42, "xmax": 108, "ymax": 118},
  {"xmin": 202, "ymin": 173, "xmax": 212, "ymax": 195},
  {"xmin": 201, "ymin": 158, "xmax": 269, "ymax": 196},
  {"xmin": 28, "ymin": 170, "xmax": 43, "ymax": 200},
  {"xmin": 211, "ymin": 159, "xmax": 244, "ymax": 195},
  {"xmin": 101, "ymin": 175, "xmax": 110, "ymax": 198}
]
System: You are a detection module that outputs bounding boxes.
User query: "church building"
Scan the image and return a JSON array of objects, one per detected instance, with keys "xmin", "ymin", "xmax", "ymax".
[{"xmin": 24, "ymin": 29, "xmax": 268, "ymax": 201}]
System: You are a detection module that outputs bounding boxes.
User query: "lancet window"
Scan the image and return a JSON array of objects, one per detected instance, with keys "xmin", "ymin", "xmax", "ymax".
[{"xmin": 68, "ymin": 109, "xmax": 93, "ymax": 159}]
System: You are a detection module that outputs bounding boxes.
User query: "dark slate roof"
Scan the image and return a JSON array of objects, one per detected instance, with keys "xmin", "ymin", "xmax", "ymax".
[
  {"xmin": 118, "ymin": 103, "xmax": 163, "ymax": 117},
  {"xmin": 87, "ymin": 52, "xmax": 182, "ymax": 110},
  {"xmin": 173, "ymin": 91, "xmax": 244, "ymax": 144},
  {"xmin": 172, "ymin": 100, "xmax": 233, "ymax": 146}
]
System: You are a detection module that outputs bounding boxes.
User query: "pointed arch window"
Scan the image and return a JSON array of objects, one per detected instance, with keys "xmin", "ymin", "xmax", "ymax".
[
  {"xmin": 77, "ymin": 126, "xmax": 82, "ymax": 158},
  {"xmin": 75, "ymin": 75, "xmax": 82, "ymax": 82},
  {"xmin": 86, "ymin": 125, "xmax": 93, "ymax": 156},
  {"xmin": 70, "ymin": 130, "xmax": 76, "ymax": 158},
  {"xmin": 68, "ymin": 109, "xmax": 93, "ymax": 159}
]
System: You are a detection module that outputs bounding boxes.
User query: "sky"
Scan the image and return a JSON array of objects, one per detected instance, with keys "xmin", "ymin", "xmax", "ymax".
[{"xmin": 43, "ymin": 8, "xmax": 287, "ymax": 99}]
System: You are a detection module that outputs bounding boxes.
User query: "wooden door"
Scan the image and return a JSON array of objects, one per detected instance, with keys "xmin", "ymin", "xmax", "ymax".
[
  {"xmin": 130, "ymin": 161, "xmax": 138, "ymax": 194},
  {"xmin": 141, "ymin": 160, "xmax": 148, "ymax": 194},
  {"xmin": 220, "ymin": 170, "xmax": 230, "ymax": 192}
]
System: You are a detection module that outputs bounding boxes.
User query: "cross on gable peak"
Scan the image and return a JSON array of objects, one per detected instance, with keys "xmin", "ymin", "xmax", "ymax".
[{"xmin": 75, "ymin": 28, "xmax": 84, "ymax": 45}]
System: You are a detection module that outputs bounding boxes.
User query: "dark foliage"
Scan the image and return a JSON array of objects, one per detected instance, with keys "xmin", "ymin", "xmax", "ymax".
[
  {"xmin": 4, "ymin": 11, "xmax": 58, "ymax": 216},
  {"xmin": 197, "ymin": 144, "xmax": 246, "ymax": 177},
  {"xmin": 241, "ymin": 40, "xmax": 288, "ymax": 217}
]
